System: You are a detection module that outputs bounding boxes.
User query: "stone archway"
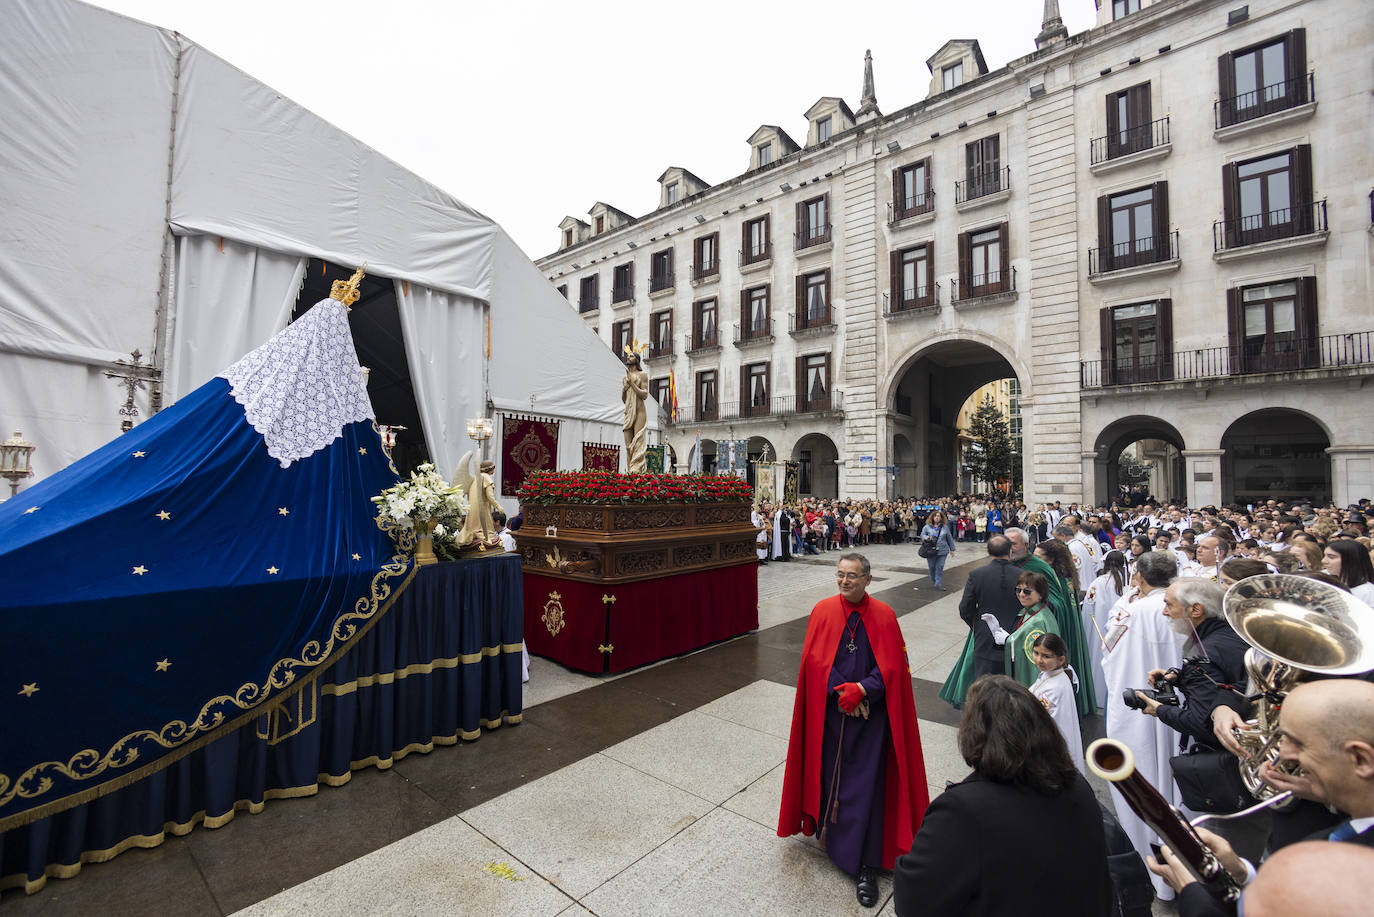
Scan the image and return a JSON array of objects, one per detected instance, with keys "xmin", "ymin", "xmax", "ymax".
[
  {"xmin": 884, "ymin": 336, "xmax": 1022, "ymax": 497},
  {"xmin": 688, "ymin": 437, "xmax": 718, "ymax": 475},
  {"xmin": 1092, "ymin": 415, "xmax": 1186, "ymax": 506},
  {"xmin": 1221, "ymin": 409, "xmax": 1332, "ymax": 505},
  {"xmin": 746, "ymin": 435, "xmax": 776, "ymax": 489},
  {"xmin": 793, "ymin": 433, "xmax": 839, "ymax": 499}
]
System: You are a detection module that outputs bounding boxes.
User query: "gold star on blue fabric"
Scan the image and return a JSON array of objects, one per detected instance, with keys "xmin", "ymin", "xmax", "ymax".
[
  {"xmin": 278, "ymin": 507, "xmax": 290, "ymax": 516},
  {"xmin": 157, "ymin": 510, "xmax": 171, "ymax": 521},
  {"xmin": 267, "ymin": 566, "xmax": 279, "ymax": 575},
  {"xmin": 352, "ymin": 553, "xmax": 361, "ymax": 561},
  {"xmin": 132, "ymin": 565, "xmax": 148, "ymax": 575},
  {"xmin": 131, "ymin": 451, "xmax": 146, "ymax": 458},
  {"xmin": 18, "ymin": 682, "xmax": 39, "ymax": 697},
  {"xmin": 23, "ymin": 506, "xmax": 39, "ymax": 514},
  {"xmin": 358, "ymin": 447, "xmax": 367, "ymax": 455},
  {"xmin": 155, "ymin": 658, "xmax": 171, "ymax": 672}
]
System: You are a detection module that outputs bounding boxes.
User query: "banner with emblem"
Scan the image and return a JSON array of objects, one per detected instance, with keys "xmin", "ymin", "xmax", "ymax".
[
  {"xmin": 783, "ymin": 460, "xmax": 801, "ymax": 504},
  {"xmin": 501, "ymin": 414, "xmax": 559, "ymax": 496},
  {"xmin": 645, "ymin": 444, "xmax": 666, "ymax": 473},
  {"xmin": 582, "ymin": 442, "xmax": 620, "ymax": 473}
]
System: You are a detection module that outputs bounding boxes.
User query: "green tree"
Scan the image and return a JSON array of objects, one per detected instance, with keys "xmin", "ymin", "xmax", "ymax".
[{"xmin": 963, "ymin": 396, "xmax": 1014, "ymax": 491}]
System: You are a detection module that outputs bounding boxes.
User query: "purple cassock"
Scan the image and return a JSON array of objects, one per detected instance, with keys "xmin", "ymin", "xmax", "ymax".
[{"xmin": 818, "ymin": 612, "xmax": 891, "ymax": 875}]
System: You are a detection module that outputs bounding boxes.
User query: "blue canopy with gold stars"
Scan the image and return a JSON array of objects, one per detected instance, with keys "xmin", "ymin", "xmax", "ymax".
[{"xmin": 0, "ymin": 298, "xmax": 414, "ymax": 831}]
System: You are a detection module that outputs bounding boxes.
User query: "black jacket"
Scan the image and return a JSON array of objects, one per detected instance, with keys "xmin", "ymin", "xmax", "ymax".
[
  {"xmin": 894, "ymin": 773, "xmax": 1111, "ymax": 917},
  {"xmin": 1157, "ymin": 616, "xmax": 1250, "ymax": 751},
  {"xmin": 958, "ymin": 558, "xmax": 1023, "ymax": 664}
]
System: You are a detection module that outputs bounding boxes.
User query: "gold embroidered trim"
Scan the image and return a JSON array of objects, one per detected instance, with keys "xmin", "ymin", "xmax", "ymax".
[
  {"xmin": 320, "ymin": 643, "xmax": 525, "ymax": 697},
  {"xmin": 0, "ymin": 544, "xmax": 417, "ymax": 832}
]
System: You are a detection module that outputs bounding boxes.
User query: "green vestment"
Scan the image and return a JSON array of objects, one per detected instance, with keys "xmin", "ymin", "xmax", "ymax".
[
  {"xmin": 1015, "ymin": 555, "xmax": 1097, "ymax": 715},
  {"xmin": 1004, "ymin": 602, "xmax": 1059, "ymax": 688}
]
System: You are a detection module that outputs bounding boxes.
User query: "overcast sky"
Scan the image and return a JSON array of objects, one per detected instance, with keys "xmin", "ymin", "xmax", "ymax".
[{"xmin": 93, "ymin": 0, "xmax": 1096, "ymax": 261}]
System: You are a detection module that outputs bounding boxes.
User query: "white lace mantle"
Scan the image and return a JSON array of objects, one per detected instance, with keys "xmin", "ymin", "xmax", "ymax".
[{"xmin": 220, "ymin": 298, "xmax": 375, "ymax": 467}]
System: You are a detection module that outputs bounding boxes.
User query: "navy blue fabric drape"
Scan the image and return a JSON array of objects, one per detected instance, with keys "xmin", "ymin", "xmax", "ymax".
[{"xmin": 0, "ymin": 555, "xmax": 523, "ymax": 894}]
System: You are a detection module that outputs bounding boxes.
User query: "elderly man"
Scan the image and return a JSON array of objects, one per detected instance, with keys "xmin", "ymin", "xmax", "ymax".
[
  {"xmin": 779, "ymin": 553, "xmax": 929, "ymax": 908},
  {"xmin": 1102, "ymin": 550, "xmax": 1186, "ymax": 899},
  {"xmin": 1149, "ymin": 679, "xmax": 1374, "ymax": 915},
  {"xmin": 1195, "ymin": 534, "xmax": 1230, "ymax": 581}
]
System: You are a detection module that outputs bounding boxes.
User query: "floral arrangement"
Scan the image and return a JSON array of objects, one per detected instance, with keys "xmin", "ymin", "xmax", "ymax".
[
  {"xmin": 517, "ymin": 469, "xmax": 752, "ymax": 505},
  {"xmin": 371, "ymin": 462, "xmax": 469, "ymax": 528}
]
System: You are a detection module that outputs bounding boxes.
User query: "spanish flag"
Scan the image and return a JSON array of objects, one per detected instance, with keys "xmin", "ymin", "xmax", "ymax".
[{"xmin": 668, "ymin": 370, "xmax": 680, "ymax": 423}]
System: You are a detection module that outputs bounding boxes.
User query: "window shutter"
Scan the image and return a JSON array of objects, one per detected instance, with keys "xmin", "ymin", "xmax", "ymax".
[
  {"xmin": 890, "ymin": 250, "xmax": 901, "ymax": 308},
  {"xmin": 920, "ymin": 243, "xmax": 935, "ymax": 306},
  {"xmin": 1226, "ymin": 287, "xmax": 1244, "ymax": 375},
  {"xmin": 957, "ymin": 231, "xmax": 972, "ymax": 295},
  {"xmin": 739, "ymin": 289, "xmax": 748, "ymax": 333},
  {"xmin": 997, "ymin": 223, "xmax": 1010, "ymax": 292},
  {"xmin": 740, "ymin": 218, "xmax": 749, "ymax": 260},
  {"xmin": 796, "ymin": 201, "xmax": 806, "ymax": 240},
  {"xmin": 1153, "ymin": 181, "xmax": 1170, "ymax": 254},
  {"xmin": 795, "ymin": 274, "xmax": 804, "ymax": 327},
  {"xmin": 822, "ymin": 268, "xmax": 832, "ymax": 321},
  {"xmin": 1286, "ymin": 29, "xmax": 1308, "ymax": 105},
  {"xmin": 1217, "ymin": 52, "xmax": 1237, "ymax": 126},
  {"xmin": 1099, "ymin": 307, "xmax": 1115, "ymax": 387},
  {"xmin": 1292, "ymin": 145, "xmax": 1314, "ymax": 231},
  {"xmin": 1297, "ymin": 276, "xmax": 1319, "ymax": 369},
  {"xmin": 893, "ymin": 167, "xmax": 904, "ymax": 210},
  {"xmin": 667, "ymin": 249, "xmax": 675, "ymax": 275},
  {"xmin": 1105, "ymin": 92, "xmax": 1120, "ymax": 153},
  {"xmin": 740, "ymin": 364, "xmax": 749, "ymax": 415},
  {"xmin": 1097, "ymin": 194, "xmax": 1113, "ymax": 272},
  {"xmin": 796, "ymin": 354, "xmax": 805, "ymax": 406},
  {"xmin": 988, "ymin": 136, "xmax": 1001, "ymax": 174},
  {"xmin": 762, "ymin": 214, "xmax": 770, "ymax": 246},
  {"xmin": 1156, "ymin": 298, "xmax": 1174, "ymax": 382},
  {"xmin": 691, "ymin": 302, "xmax": 700, "ymax": 345},
  {"xmin": 966, "ymin": 142, "xmax": 977, "ymax": 182},
  {"xmin": 1221, "ymin": 162, "xmax": 1240, "ymax": 248},
  {"xmin": 822, "ymin": 353, "xmax": 832, "ymax": 410},
  {"xmin": 765, "ymin": 363, "xmax": 772, "ymax": 407},
  {"xmin": 1130, "ymin": 83, "xmax": 1152, "ymax": 132}
]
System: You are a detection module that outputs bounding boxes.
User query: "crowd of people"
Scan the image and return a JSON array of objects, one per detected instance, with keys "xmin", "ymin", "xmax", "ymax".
[{"xmin": 772, "ymin": 493, "xmax": 1374, "ymax": 915}]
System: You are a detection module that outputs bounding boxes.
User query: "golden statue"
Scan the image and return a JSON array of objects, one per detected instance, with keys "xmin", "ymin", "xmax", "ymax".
[
  {"xmin": 621, "ymin": 340, "xmax": 649, "ymax": 473},
  {"xmin": 453, "ymin": 449, "xmax": 500, "ymax": 548},
  {"xmin": 329, "ymin": 265, "xmax": 367, "ymax": 310}
]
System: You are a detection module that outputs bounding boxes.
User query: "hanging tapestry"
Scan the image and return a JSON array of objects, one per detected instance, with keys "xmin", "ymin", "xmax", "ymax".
[
  {"xmin": 783, "ymin": 460, "xmax": 801, "ymax": 505},
  {"xmin": 501, "ymin": 414, "xmax": 559, "ymax": 496},
  {"xmin": 582, "ymin": 442, "xmax": 620, "ymax": 473},
  {"xmin": 645, "ymin": 444, "xmax": 666, "ymax": 474}
]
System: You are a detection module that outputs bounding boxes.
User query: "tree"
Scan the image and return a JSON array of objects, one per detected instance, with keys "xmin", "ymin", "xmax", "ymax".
[{"xmin": 963, "ymin": 395, "xmax": 1014, "ymax": 492}]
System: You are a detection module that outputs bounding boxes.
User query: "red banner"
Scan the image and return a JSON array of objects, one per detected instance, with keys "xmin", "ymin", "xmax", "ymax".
[
  {"xmin": 501, "ymin": 415, "xmax": 559, "ymax": 496},
  {"xmin": 581, "ymin": 442, "xmax": 620, "ymax": 473}
]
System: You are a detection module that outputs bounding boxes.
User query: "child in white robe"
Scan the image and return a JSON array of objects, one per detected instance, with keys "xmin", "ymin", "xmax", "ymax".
[{"xmin": 1029, "ymin": 633, "xmax": 1084, "ymax": 773}]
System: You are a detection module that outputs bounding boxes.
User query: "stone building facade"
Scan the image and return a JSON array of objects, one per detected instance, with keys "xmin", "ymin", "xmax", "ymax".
[{"xmin": 536, "ymin": 0, "xmax": 1374, "ymax": 507}]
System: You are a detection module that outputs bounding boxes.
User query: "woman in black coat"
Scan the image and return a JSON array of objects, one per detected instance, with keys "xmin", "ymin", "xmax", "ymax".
[{"xmin": 894, "ymin": 675, "xmax": 1111, "ymax": 917}]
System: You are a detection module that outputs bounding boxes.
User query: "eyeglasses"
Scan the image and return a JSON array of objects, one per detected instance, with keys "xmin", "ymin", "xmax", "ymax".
[
  {"xmin": 836, "ymin": 573, "xmax": 867, "ymax": 582},
  {"xmin": 1015, "ymin": 587, "xmax": 1036, "ymax": 595}
]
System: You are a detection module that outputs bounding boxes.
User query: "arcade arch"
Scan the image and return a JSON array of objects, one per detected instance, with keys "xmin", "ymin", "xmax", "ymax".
[
  {"xmin": 793, "ymin": 433, "xmax": 839, "ymax": 499},
  {"xmin": 1221, "ymin": 409, "xmax": 1331, "ymax": 506},
  {"xmin": 1092, "ymin": 416, "xmax": 1186, "ymax": 506}
]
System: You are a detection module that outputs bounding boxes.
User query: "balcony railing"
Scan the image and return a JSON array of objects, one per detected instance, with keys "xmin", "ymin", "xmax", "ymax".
[
  {"xmin": 888, "ymin": 191, "xmax": 936, "ymax": 223},
  {"xmin": 649, "ymin": 271, "xmax": 675, "ymax": 293},
  {"xmin": 649, "ymin": 337, "xmax": 673, "ymax": 359},
  {"xmin": 951, "ymin": 266, "xmax": 1017, "ymax": 302},
  {"xmin": 789, "ymin": 310, "xmax": 833, "ymax": 333},
  {"xmin": 734, "ymin": 317, "xmax": 772, "ymax": 343},
  {"xmin": 578, "ymin": 299, "xmax": 598, "ymax": 314},
  {"xmin": 690, "ymin": 260, "xmax": 719, "ymax": 282},
  {"xmin": 1089, "ymin": 116, "xmax": 1171, "ymax": 165},
  {"xmin": 1089, "ymin": 230, "xmax": 1179, "ymax": 276},
  {"xmin": 739, "ymin": 241, "xmax": 773, "ymax": 266},
  {"xmin": 1079, "ymin": 331, "xmax": 1374, "ymax": 388},
  {"xmin": 664, "ymin": 390, "xmax": 846, "ymax": 425},
  {"xmin": 611, "ymin": 284, "xmax": 634, "ymax": 303},
  {"xmin": 687, "ymin": 329, "xmax": 719, "ymax": 353},
  {"xmin": 955, "ymin": 166, "xmax": 1010, "ymax": 204},
  {"xmin": 794, "ymin": 223, "xmax": 832, "ymax": 251},
  {"xmin": 1215, "ymin": 72, "xmax": 1314, "ymax": 129},
  {"xmin": 1213, "ymin": 200, "xmax": 1326, "ymax": 252},
  {"xmin": 883, "ymin": 282, "xmax": 940, "ymax": 315}
]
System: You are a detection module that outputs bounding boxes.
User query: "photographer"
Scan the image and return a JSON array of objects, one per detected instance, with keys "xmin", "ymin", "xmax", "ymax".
[{"xmin": 1130, "ymin": 578, "xmax": 1249, "ymax": 751}]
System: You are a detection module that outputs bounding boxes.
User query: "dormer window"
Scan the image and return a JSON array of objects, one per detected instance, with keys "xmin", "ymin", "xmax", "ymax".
[
  {"xmin": 757, "ymin": 143, "xmax": 773, "ymax": 166},
  {"xmin": 666, "ymin": 182, "xmax": 679, "ymax": 205},
  {"xmin": 595, "ymin": 215, "xmax": 605, "ymax": 234},
  {"xmin": 943, "ymin": 62, "xmax": 963, "ymax": 91},
  {"xmin": 564, "ymin": 229, "xmax": 573, "ymax": 248},
  {"xmin": 816, "ymin": 116, "xmax": 832, "ymax": 143}
]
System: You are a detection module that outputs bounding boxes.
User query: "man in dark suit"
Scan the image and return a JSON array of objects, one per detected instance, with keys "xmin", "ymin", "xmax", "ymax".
[
  {"xmin": 957, "ymin": 535, "xmax": 1023, "ymax": 680},
  {"xmin": 1150, "ymin": 679, "xmax": 1374, "ymax": 916}
]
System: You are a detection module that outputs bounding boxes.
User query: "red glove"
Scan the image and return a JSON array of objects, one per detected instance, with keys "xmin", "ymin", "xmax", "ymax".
[{"xmin": 835, "ymin": 682, "xmax": 865, "ymax": 714}]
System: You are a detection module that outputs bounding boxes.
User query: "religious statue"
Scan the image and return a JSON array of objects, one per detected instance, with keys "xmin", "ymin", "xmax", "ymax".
[
  {"xmin": 621, "ymin": 340, "xmax": 649, "ymax": 473},
  {"xmin": 453, "ymin": 450, "xmax": 500, "ymax": 549}
]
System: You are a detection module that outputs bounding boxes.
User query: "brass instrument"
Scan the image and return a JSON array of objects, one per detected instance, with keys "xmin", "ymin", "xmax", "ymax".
[{"xmin": 1223, "ymin": 574, "xmax": 1374, "ymax": 804}]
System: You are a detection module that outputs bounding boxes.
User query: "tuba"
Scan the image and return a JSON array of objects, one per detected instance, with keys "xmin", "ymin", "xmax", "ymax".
[{"xmin": 1223, "ymin": 574, "xmax": 1374, "ymax": 804}]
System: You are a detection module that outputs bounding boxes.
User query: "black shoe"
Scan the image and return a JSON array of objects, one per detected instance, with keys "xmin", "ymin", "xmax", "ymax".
[{"xmin": 856, "ymin": 866, "xmax": 879, "ymax": 908}]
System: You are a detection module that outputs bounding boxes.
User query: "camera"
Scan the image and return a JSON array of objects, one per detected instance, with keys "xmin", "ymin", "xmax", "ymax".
[{"xmin": 1123, "ymin": 669, "xmax": 1181, "ymax": 711}]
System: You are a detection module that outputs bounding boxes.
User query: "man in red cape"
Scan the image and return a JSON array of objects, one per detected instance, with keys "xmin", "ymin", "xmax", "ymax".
[{"xmin": 778, "ymin": 552, "xmax": 930, "ymax": 908}]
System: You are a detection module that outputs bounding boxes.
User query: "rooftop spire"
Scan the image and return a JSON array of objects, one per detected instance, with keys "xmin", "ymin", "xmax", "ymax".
[
  {"xmin": 1036, "ymin": 0, "xmax": 1068, "ymax": 49},
  {"xmin": 856, "ymin": 49, "xmax": 880, "ymax": 121}
]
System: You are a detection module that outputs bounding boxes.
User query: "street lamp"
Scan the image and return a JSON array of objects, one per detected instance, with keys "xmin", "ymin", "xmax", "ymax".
[{"xmin": 1, "ymin": 431, "xmax": 36, "ymax": 497}]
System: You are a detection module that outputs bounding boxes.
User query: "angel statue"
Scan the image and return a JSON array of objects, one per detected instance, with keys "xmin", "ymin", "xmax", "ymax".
[
  {"xmin": 622, "ymin": 340, "xmax": 650, "ymax": 473},
  {"xmin": 453, "ymin": 450, "xmax": 500, "ymax": 548}
]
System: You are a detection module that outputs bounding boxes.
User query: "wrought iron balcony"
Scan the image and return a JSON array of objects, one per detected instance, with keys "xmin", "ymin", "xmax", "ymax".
[
  {"xmin": 1213, "ymin": 200, "xmax": 1326, "ymax": 252},
  {"xmin": 649, "ymin": 271, "xmax": 675, "ymax": 293},
  {"xmin": 882, "ymin": 283, "xmax": 939, "ymax": 315},
  {"xmin": 788, "ymin": 310, "xmax": 833, "ymax": 334},
  {"xmin": 734, "ymin": 317, "xmax": 772, "ymax": 343},
  {"xmin": 578, "ymin": 299, "xmax": 598, "ymax": 314},
  {"xmin": 1089, "ymin": 116, "xmax": 1171, "ymax": 165},
  {"xmin": 1215, "ymin": 72, "xmax": 1314, "ymax": 129},
  {"xmin": 794, "ymin": 223, "xmax": 832, "ymax": 251},
  {"xmin": 951, "ymin": 266, "xmax": 1016, "ymax": 303},
  {"xmin": 1079, "ymin": 331, "xmax": 1374, "ymax": 388},
  {"xmin": 888, "ymin": 191, "xmax": 936, "ymax": 223},
  {"xmin": 1089, "ymin": 230, "xmax": 1179, "ymax": 276},
  {"xmin": 739, "ymin": 241, "xmax": 773, "ymax": 266},
  {"xmin": 687, "ymin": 329, "xmax": 719, "ymax": 353},
  {"xmin": 648, "ymin": 337, "xmax": 673, "ymax": 359},
  {"xmin": 665, "ymin": 390, "xmax": 846, "ymax": 425},
  {"xmin": 690, "ymin": 260, "xmax": 719, "ymax": 282},
  {"xmin": 611, "ymin": 284, "xmax": 634, "ymax": 303},
  {"xmin": 955, "ymin": 167, "xmax": 1010, "ymax": 204}
]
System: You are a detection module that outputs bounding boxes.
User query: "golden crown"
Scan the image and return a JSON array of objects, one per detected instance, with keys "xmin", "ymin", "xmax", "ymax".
[
  {"xmin": 623, "ymin": 339, "xmax": 649, "ymax": 358},
  {"xmin": 329, "ymin": 265, "xmax": 367, "ymax": 308}
]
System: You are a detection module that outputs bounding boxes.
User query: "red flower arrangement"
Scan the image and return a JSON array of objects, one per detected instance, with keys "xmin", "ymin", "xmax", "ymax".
[{"xmin": 517, "ymin": 470, "xmax": 753, "ymax": 505}]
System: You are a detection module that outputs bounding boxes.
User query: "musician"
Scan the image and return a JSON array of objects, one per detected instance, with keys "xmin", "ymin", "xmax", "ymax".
[
  {"xmin": 1148, "ymin": 680, "xmax": 1374, "ymax": 915},
  {"xmin": 1132, "ymin": 578, "xmax": 1249, "ymax": 753}
]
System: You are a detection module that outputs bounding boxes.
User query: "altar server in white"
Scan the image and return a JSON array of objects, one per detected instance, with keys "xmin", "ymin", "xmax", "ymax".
[
  {"xmin": 1100, "ymin": 550, "xmax": 1186, "ymax": 900},
  {"xmin": 1028, "ymin": 632, "xmax": 1084, "ymax": 773},
  {"xmin": 1081, "ymin": 550, "xmax": 1129, "ymax": 711}
]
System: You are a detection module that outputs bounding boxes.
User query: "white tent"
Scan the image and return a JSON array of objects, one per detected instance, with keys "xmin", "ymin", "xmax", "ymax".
[{"xmin": 0, "ymin": 0, "xmax": 649, "ymax": 501}]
